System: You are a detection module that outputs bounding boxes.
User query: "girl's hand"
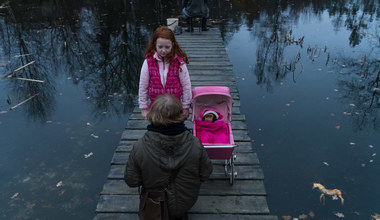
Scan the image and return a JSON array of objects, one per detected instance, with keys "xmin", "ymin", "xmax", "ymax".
[
  {"xmin": 141, "ymin": 109, "xmax": 149, "ymax": 119},
  {"xmin": 183, "ymin": 108, "xmax": 190, "ymax": 119}
]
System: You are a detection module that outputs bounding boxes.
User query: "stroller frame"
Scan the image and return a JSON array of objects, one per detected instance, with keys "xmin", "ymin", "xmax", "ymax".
[{"xmin": 191, "ymin": 86, "xmax": 237, "ymax": 185}]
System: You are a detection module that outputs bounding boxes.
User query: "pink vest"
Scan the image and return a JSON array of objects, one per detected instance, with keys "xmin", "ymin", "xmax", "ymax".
[{"xmin": 146, "ymin": 54, "xmax": 184, "ymax": 106}]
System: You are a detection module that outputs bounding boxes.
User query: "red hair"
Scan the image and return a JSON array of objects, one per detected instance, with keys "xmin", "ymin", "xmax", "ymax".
[{"xmin": 145, "ymin": 26, "xmax": 189, "ymax": 64}]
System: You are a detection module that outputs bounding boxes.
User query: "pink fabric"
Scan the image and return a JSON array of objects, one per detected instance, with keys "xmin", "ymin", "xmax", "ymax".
[
  {"xmin": 195, "ymin": 109, "xmax": 230, "ymax": 144},
  {"xmin": 138, "ymin": 52, "xmax": 192, "ymax": 109},
  {"xmin": 146, "ymin": 53, "xmax": 182, "ymax": 106}
]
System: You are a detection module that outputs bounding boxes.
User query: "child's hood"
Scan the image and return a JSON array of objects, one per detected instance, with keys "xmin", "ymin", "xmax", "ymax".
[{"xmin": 198, "ymin": 107, "xmax": 224, "ymax": 121}]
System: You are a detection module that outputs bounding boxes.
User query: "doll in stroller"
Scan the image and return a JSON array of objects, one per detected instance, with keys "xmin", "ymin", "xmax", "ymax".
[{"xmin": 191, "ymin": 86, "xmax": 237, "ymax": 185}]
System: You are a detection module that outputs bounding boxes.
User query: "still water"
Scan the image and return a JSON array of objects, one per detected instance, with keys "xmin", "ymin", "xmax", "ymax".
[{"xmin": 0, "ymin": 0, "xmax": 379, "ymax": 219}]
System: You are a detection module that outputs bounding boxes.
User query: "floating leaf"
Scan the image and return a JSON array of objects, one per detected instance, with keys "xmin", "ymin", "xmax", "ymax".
[
  {"xmin": 91, "ymin": 134, "xmax": 99, "ymax": 139},
  {"xmin": 10, "ymin": 193, "xmax": 19, "ymax": 199},
  {"xmin": 372, "ymin": 153, "xmax": 376, "ymax": 157},
  {"xmin": 335, "ymin": 125, "xmax": 341, "ymax": 130},
  {"xmin": 349, "ymin": 142, "xmax": 356, "ymax": 145},
  {"xmin": 84, "ymin": 152, "xmax": 94, "ymax": 158},
  {"xmin": 308, "ymin": 211, "xmax": 315, "ymax": 218},
  {"xmin": 323, "ymin": 162, "xmax": 329, "ymax": 166},
  {"xmin": 56, "ymin": 181, "xmax": 63, "ymax": 187},
  {"xmin": 281, "ymin": 216, "xmax": 292, "ymax": 220},
  {"xmin": 372, "ymin": 213, "xmax": 380, "ymax": 220},
  {"xmin": 0, "ymin": 110, "xmax": 7, "ymax": 114},
  {"xmin": 299, "ymin": 214, "xmax": 308, "ymax": 219},
  {"xmin": 86, "ymin": 122, "xmax": 91, "ymax": 126},
  {"xmin": 334, "ymin": 212, "xmax": 344, "ymax": 218},
  {"xmin": 369, "ymin": 145, "xmax": 374, "ymax": 148}
]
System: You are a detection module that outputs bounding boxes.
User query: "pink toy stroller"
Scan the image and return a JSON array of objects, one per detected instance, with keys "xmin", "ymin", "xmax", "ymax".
[{"xmin": 192, "ymin": 86, "xmax": 237, "ymax": 185}]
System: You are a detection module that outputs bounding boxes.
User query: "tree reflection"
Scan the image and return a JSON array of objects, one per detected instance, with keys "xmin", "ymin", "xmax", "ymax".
[{"xmin": 336, "ymin": 55, "xmax": 380, "ymax": 131}]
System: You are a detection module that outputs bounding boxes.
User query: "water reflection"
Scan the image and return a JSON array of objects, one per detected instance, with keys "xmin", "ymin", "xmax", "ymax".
[{"xmin": 0, "ymin": 0, "xmax": 379, "ymax": 219}]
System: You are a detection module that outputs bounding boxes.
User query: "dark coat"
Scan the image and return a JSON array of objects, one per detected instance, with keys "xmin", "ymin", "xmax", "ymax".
[
  {"xmin": 124, "ymin": 124, "xmax": 213, "ymax": 217},
  {"xmin": 183, "ymin": 0, "xmax": 208, "ymax": 17}
]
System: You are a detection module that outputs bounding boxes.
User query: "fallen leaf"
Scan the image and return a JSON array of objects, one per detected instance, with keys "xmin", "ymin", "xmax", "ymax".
[
  {"xmin": 369, "ymin": 145, "xmax": 374, "ymax": 148},
  {"xmin": 308, "ymin": 211, "xmax": 315, "ymax": 218},
  {"xmin": 372, "ymin": 153, "xmax": 376, "ymax": 157},
  {"xmin": 323, "ymin": 162, "xmax": 329, "ymax": 166},
  {"xmin": 335, "ymin": 125, "xmax": 341, "ymax": 130},
  {"xmin": 349, "ymin": 142, "xmax": 356, "ymax": 145},
  {"xmin": 282, "ymin": 216, "xmax": 292, "ymax": 220},
  {"xmin": 56, "ymin": 181, "xmax": 63, "ymax": 187},
  {"xmin": 286, "ymin": 103, "xmax": 291, "ymax": 107},
  {"xmin": 299, "ymin": 214, "xmax": 308, "ymax": 219},
  {"xmin": 0, "ymin": 110, "xmax": 7, "ymax": 114},
  {"xmin": 361, "ymin": 163, "xmax": 366, "ymax": 167},
  {"xmin": 84, "ymin": 152, "xmax": 94, "ymax": 158},
  {"xmin": 334, "ymin": 212, "xmax": 344, "ymax": 218},
  {"xmin": 46, "ymin": 120, "xmax": 52, "ymax": 123},
  {"xmin": 91, "ymin": 134, "xmax": 99, "ymax": 139},
  {"xmin": 86, "ymin": 122, "xmax": 91, "ymax": 126},
  {"xmin": 370, "ymin": 160, "xmax": 374, "ymax": 163},
  {"xmin": 260, "ymin": 144, "xmax": 264, "ymax": 147},
  {"xmin": 372, "ymin": 213, "xmax": 380, "ymax": 220},
  {"xmin": 10, "ymin": 193, "xmax": 19, "ymax": 199},
  {"xmin": 27, "ymin": 203, "xmax": 36, "ymax": 209},
  {"xmin": 349, "ymin": 104, "xmax": 356, "ymax": 107}
]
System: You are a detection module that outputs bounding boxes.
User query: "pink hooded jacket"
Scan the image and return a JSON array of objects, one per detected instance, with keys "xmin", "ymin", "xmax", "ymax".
[{"xmin": 195, "ymin": 108, "xmax": 230, "ymax": 144}]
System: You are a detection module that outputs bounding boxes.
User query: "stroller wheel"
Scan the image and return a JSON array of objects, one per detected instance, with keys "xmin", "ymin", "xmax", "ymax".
[{"xmin": 229, "ymin": 156, "xmax": 235, "ymax": 185}]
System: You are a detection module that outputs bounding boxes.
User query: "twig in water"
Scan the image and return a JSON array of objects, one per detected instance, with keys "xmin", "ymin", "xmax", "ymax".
[
  {"xmin": 10, "ymin": 93, "xmax": 39, "ymax": 110},
  {"xmin": 0, "ymin": 61, "xmax": 35, "ymax": 79},
  {"xmin": 15, "ymin": 77, "xmax": 44, "ymax": 83}
]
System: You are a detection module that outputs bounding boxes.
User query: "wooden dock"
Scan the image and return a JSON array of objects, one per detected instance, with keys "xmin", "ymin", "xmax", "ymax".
[{"xmin": 93, "ymin": 28, "xmax": 278, "ymax": 220}]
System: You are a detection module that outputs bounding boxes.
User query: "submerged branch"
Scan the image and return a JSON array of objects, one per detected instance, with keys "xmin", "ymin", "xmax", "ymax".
[{"xmin": 10, "ymin": 93, "xmax": 39, "ymax": 110}]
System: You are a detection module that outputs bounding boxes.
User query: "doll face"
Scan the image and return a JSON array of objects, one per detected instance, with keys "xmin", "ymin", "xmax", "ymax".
[
  {"xmin": 203, "ymin": 113, "xmax": 216, "ymax": 122},
  {"xmin": 156, "ymin": 37, "xmax": 173, "ymax": 58}
]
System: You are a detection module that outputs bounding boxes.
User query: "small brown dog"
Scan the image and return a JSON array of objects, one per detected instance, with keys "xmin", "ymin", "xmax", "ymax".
[{"xmin": 312, "ymin": 183, "xmax": 344, "ymax": 205}]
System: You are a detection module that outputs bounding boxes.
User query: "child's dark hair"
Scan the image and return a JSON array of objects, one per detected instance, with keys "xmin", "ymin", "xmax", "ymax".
[{"xmin": 144, "ymin": 26, "xmax": 189, "ymax": 64}]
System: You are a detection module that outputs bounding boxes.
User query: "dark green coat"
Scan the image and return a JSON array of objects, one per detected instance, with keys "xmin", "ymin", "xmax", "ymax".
[{"xmin": 124, "ymin": 130, "xmax": 213, "ymax": 217}]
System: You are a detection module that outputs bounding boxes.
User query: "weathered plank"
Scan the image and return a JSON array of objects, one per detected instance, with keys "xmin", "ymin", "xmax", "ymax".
[
  {"xmin": 125, "ymin": 119, "xmax": 246, "ymax": 130},
  {"xmin": 94, "ymin": 213, "xmax": 278, "ymax": 220},
  {"xmin": 108, "ymin": 165, "xmax": 264, "ymax": 180},
  {"xmin": 96, "ymin": 195, "xmax": 269, "ymax": 214},
  {"xmin": 120, "ymin": 129, "xmax": 251, "ymax": 142},
  {"xmin": 127, "ymin": 113, "xmax": 245, "ymax": 121},
  {"xmin": 111, "ymin": 152, "xmax": 259, "ymax": 165},
  {"xmin": 101, "ymin": 179, "xmax": 266, "ymax": 196}
]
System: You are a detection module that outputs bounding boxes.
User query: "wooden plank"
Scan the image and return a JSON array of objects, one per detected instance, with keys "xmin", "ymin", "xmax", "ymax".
[
  {"xmin": 108, "ymin": 165, "xmax": 264, "ymax": 180},
  {"xmin": 93, "ymin": 213, "xmax": 138, "ymax": 220},
  {"xmin": 125, "ymin": 119, "xmax": 245, "ymax": 130},
  {"xmin": 94, "ymin": 213, "xmax": 278, "ymax": 220},
  {"xmin": 127, "ymin": 113, "xmax": 245, "ymax": 121},
  {"xmin": 189, "ymin": 214, "xmax": 278, "ymax": 220},
  {"xmin": 115, "ymin": 140, "xmax": 254, "ymax": 153},
  {"xmin": 111, "ymin": 152, "xmax": 259, "ymax": 165},
  {"xmin": 101, "ymin": 179, "xmax": 266, "ymax": 196},
  {"xmin": 96, "ymin": 195, "xmax": 269, "ymax": 214},
  {"xmin": 132, "ymin": 105, "xmax": 240, "ymax": 114},
  {"xmin": 190, "ymin": 195, "xmax": 270, "ymax": 214},
  {"xmin": 95, "ymin": 195, "xmax": 139, "ymax": 212},
  {"xmin": 120, "ymin": 129, "xmax": 250, "ymax": 142}
]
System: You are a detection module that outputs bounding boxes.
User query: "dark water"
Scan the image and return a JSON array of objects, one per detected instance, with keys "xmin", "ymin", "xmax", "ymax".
[{"xmin": 0, "ymin": 0, "xmax": 379, "ymax": 219}]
